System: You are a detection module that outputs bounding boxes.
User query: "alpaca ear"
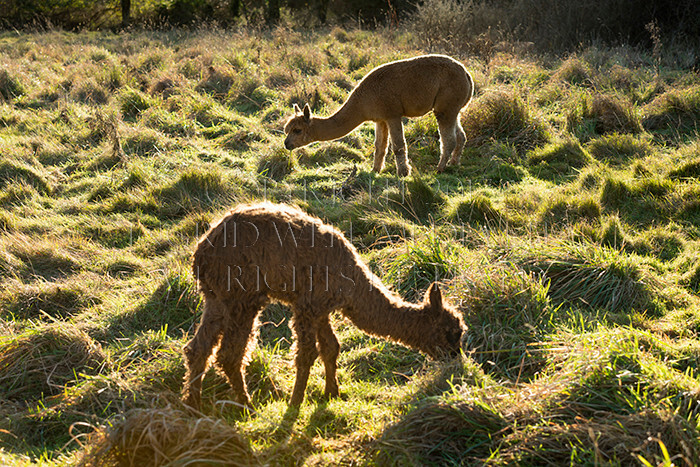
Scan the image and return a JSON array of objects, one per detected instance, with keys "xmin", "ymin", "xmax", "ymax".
[
  {"xmin": 427, "ymin": 282, "xmax": 444, "ymax": 311},
  {"xmin": 293, "ymin": 103, "xmax": 302, "ymax": 114},
  {"xmin": 303, "ymin": 103, "xmax": 311, "ymax": 120}
]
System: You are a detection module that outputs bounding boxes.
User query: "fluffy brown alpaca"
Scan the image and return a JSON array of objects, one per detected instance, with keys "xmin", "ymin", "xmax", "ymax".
[
  {"xmin": 182, "ymin": 202, "xmax": 466, "ymax": 408},
  {"xmin": 284, "ymin": 54, "xmax": 474, "ymax": 177}
]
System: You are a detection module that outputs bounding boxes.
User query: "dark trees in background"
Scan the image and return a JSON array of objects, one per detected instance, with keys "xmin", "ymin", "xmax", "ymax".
[
  {"xmin": 121, "ymin": 0, "xmax": 131, "ymax": 26},
  {"xmin": 229, "ymin": 0, "xmax": 241, "ymax": 17},
  {"xmin": 265, "ymin": 0, "xmax": 280, "ymax": 24}
]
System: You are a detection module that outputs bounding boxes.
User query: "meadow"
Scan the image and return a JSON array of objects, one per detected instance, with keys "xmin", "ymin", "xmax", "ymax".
[{"xmin": 1, "ymin": 19, "xmax": 700, "ymax": 466}]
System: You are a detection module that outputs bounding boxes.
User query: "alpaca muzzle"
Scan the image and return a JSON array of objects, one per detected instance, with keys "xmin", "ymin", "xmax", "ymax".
[{"xmin": 284, "ymin": 138, "xmax": 295, "ymax": 150}]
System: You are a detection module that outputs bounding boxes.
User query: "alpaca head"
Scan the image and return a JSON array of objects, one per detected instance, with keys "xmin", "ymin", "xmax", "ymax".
[
  {"xmin": 284, "ymin": 103, "xmax": 314, "ymax": 150},
  {"xmin": 422, "ymin": 282, "xmax": 466, "ymax": 359}
]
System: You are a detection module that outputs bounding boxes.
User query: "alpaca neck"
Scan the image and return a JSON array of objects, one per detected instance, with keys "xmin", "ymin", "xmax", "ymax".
[
  {"xmin": 310, "ymin": 98, "xmax": 366, "ymax": 142},
  {"xmin": 342, "ymin": 270, "xmax": 429, "ymax": 354}
]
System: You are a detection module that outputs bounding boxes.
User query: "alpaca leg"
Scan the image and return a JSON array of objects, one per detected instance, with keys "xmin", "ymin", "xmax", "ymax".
[
  {"xmin": 387, "ymin": 118, "xmax": 410, "ymax": 177},
  {"xmin": 214, "ymin": 302, "xmax": 261, "ymax": 408},
  {"xmin": 436, "ymin": 113, "xmax": 458, "ymax": 173},
  {"xmin": 182, "ymin": 294, "xmax": 225, "ymax": 410},
  {"xmin": 373, "ymin": 121, "xmax": 389, "ymax": 173},
  {"xmin": 290, "ymin": 311, "xmax": 319, "ymax": 406},
  {"xmin": 450, "ymin": 119, "xmax": 466, "ymax": 166},
  {"xmin": 316, "ymin": 315, "xmax": 340, "ymax": 399}
]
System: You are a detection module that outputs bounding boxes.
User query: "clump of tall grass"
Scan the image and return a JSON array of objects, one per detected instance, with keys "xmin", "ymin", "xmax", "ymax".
[
  {"xmin": 374, "ymin": 230, "xmax": 461, "ymax": 301},
  {"xmin": 444, "ymin": 191, "xmax": 504, "ymax": 227},
  {"xmin": 118, "ymin": 87, "xmax": 155, "ymax": 119},
  {"xmin": 0, "ymin": 69, "xmax": 25, "ymax": 100},
  {"xmin": 70, "ymin": 78, "xmax": 109, "ymax": 105},
  {"xmin": 540, "ymin": 193, "xmax": 601, "ymax": 226},
  {"xmin": 195, "ymin": 65, "xmax": 236, "ymax": 98},
  {"xmin": 388, "ymin": 177, "xmax": 445, "ymax": 224},
  {"xmin": 527, "ymin": 138, "xmax": 593, "ymax": 180},
  {"xmin": 78, "ymin": 406, "xmax": 257, "ymax": 467},
  {"xmin": 2, "ymin": 279, "xmax": 101, "ymax": 320},
  {"xmin": 668, "ymin": 143, "xmax": 700, "ymax": 180},
  {"xmin": 463, "ymin": 90, "xmax": 551, "ymax": 153},
  {"xmin": 568, "ymin": 94, "xmax": 642, "ymax": 138},
  {"xmin": 552, "ymin": 57, "xmax": 591, "ymax": 86},
  {"xmin": 588, "ymin": 133, "xmax": 652, "ymax": 165},
  {"xmin": 452, "ymin": 260, "xmax": 555, "ymax": 379},
  {"xmin": 375, "ymin": 398, "xmax": 506, "ymax": 465},
  {"xmin": 257, "ymin": 147, "xmax": 298, "ymax": 181},
  {"xmin": 0, "ymin": 323, "xmax": 107, "ymax": 400},
  {"xmin": 152, "ymin": 166, "xmax": 234, "ymax": 218},
  {"xmin": 517, "ymin": 241, "xmax": 663, "ymax": 314},
  {"xmin": 0, "ymin": 159, "xmax": 52, "ymax": 194},
  {"xmin": 643, "ymin": 85, "xmax": 700, "ymax": 134}
]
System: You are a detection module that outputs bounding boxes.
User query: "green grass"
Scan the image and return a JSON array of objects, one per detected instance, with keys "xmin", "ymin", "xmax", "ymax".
[{"xmin": 1, "ymin": 25, "xmax": 699, "ymax": 466}]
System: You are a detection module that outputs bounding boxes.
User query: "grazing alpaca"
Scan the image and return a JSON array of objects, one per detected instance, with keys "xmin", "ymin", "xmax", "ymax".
[
  {"xmin": 284, "ymin": 54, "xmax": 474, "ymax": 177},
  {"xmin": 182, "ymin": 202, "xmax": 466, "ymax": 408}
]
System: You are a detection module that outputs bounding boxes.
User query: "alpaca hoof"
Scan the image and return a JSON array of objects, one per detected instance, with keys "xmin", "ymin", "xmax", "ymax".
[{"xmin": 397, "ymin": 165, "xmax": 411, "ymax": 177}]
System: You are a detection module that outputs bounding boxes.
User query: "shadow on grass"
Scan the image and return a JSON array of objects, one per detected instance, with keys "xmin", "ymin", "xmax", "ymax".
[{"xmin": 101, "ymin": 273, "xmax": 199, "ymax": 340}]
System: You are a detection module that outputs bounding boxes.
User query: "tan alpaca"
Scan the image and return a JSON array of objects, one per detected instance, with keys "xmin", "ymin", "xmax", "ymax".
[
  {"xmin": 284, "ymin": 54, "xmax": 474, "ymax": 177},
  {"xmin": 182, "ymin": 202, "xmax": 466, "ymax": 408}
]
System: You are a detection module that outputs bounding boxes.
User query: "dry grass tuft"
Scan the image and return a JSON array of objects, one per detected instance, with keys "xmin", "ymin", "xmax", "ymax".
[
  {"xmin": 0, "ymin": 323, "xmax": 107, "ymax": 399},
  {"xmin": 78, "ymin": 406, "xmax": 258, "ymax": 467},
  {"xmin": 375, "ymin": 399, "xmax": 506, "ymax": 465},
  {"xmin": 463, "ymin": 90, "xmax": 551, "ymax": 153}
]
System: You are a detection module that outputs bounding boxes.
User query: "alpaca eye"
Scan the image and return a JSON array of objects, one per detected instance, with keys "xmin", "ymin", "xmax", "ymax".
[{"xmin": 292, "ymin": 129, "xmax": 302, "ymax": 134}]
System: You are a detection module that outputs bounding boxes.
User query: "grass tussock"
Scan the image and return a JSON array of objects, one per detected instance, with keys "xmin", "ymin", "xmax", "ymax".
[
  {"xmin": 0, "ymin": 323, "xmax": 107, "ymax": 399},
  {"xmin": 518, "ymin": 241, "xmax": 662, "ymax": 314},
  {"xmin": 463, "ymin": 90, "xmax": 551, "ymax": 153},
  {"xmin": 78, "ymin": 406, "xmax": 257, "ymax": 467},
  {"xmin": 527, "ymin": 138, "xmax": 593, "ymax": 180},
  {"xmin": 643, "ymin": 86, "xmax": 700, "ymax": 134}
]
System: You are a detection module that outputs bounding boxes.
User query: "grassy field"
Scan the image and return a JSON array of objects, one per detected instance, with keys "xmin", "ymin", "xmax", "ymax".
[{"xmin": 1, "ymin": 24, "xmax": 699, "ymax": 465}]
